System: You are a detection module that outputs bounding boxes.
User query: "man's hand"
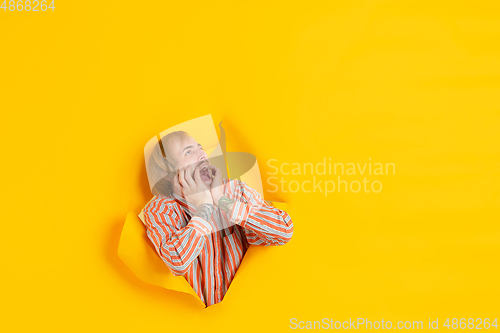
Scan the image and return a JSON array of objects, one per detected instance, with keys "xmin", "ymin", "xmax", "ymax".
[
  {"xmin": 177, "ymin": 164, "xmax": 213, "ymax": 208},
  {"xmin": 209, "ymin": 165, "xmax": 236, "ymax": 214},
  {"xmin": 209, "ymin": 165, "xmax": 224, "ymax": 206}
]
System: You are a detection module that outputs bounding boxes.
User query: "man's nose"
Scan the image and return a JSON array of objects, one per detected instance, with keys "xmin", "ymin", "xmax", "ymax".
[{"xmin": 197, "ymin": 148, "xmax": 208, "ymax": 161}]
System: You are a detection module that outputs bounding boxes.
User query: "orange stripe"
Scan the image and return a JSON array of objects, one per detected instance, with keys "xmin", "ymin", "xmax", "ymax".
[{"xmin": 142, "ymin": 178, "xmax": 294, "ymax": 306}]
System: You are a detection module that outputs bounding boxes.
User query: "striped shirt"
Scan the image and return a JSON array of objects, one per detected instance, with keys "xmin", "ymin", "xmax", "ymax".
[{"xmin": 142, "ymin": 178, "xmax": 294, "ymax": 307}]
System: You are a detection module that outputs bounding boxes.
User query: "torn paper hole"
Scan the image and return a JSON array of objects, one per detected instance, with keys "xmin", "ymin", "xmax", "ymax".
[{"xmin": 118, "ymin": 114, "xmax": 293, "ymax": 307}]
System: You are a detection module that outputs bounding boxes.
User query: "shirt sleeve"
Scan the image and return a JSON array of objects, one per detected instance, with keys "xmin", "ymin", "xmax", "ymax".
[
  {"xmin": 227, "ymin": 181, "xmax": 294, "ymax": 246},
  {"xmin": 142, "ymin": 200, "xmax": 213, "ymax": 276}
]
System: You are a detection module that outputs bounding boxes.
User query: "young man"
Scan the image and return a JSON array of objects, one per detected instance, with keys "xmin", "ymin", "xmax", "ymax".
[{"xmin": 143, "ymin": 131, "xmax": 294, "ymax": 307}]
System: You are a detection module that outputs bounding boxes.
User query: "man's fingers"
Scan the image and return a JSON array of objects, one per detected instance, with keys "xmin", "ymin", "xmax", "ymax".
[
  {"xmin": 184, "ymin": 164, "xmax": 195, "ymax": 186},
  {"xmin": 209, "ymin": 165, "xmax": 220, "ymax": 178},
  {"xmin": 181, "ymin": 166, "xmax": 191, "ymax": 187},
  {"xmin": 175, "ymin": 173, "xmax": 184, "ymax": 196},
  {"xmin": 174, "ymin": 172, "xmax": 182, "ymax": 189},
  {"xmin": 178, "ymin": 169, "xmax": 187, "ymax": 187},
  {"xmin": 194, "ymin": 167, "xmax": 203, "ymax": 184}
]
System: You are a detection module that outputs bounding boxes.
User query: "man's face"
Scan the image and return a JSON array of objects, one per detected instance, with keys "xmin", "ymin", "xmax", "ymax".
[{"xmin": 172, "ymin": 135, "xmax": 212, "ymax": 186}]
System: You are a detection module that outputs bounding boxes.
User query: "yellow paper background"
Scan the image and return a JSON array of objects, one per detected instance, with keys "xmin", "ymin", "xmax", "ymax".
[{"xmin": 1, "ymin": 0, "xmax": 499, "ymax": 332}]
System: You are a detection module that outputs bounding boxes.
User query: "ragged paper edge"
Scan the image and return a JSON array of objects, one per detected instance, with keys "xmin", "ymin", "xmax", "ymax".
[{"xmin": 118, "ymin": 116, "xmax": 287, "ymax": 303}]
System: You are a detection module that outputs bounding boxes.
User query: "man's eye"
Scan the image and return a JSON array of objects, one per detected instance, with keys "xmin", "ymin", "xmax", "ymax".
[{"xmin": 186, "ymin": 150, "xmax": 192, "ymax": 155}]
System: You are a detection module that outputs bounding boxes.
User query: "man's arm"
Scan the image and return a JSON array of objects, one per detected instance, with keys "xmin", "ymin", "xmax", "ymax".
[
  {"xmin": 143, "ymin": 200, "xmax": 215, "ymax": 276},
  {"xmin": 216, "ymin": 181, "xmax": 294, "ymax": 246}
]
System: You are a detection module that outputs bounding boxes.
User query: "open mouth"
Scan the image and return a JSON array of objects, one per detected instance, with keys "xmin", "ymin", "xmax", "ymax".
[{"xmin": 198, "ymin": 163, "xmax": 212, "ymax": 181}]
